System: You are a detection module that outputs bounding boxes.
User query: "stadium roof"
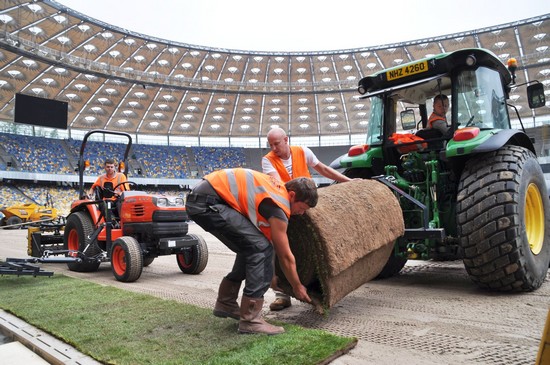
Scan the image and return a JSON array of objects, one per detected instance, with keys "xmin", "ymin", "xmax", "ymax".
[{"xmin": 0, "ymin": 0, "xmax": 548, "ymax": 142}]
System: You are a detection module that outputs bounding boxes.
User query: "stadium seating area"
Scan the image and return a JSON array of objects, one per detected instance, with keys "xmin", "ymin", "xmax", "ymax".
[
  {"xmin": 193, "ymin": 146, "xmax": 247, "ymax": 175},
  {"xmin": 0, "ymin": 132, "xmax": 248, "ymax": 178},
  {"xmin": 0, "ymin": 132, "xmax": 253, "ymax": 217},
  {"xmin": 66, "ymin": 138, "xmax": 129, "ymax": 176},
  {"xmin": 132, "ymin": 144, "xmax": 190, "ymax": 178},
  {"xmin": 0, "ymin": 133, "xmax": 72, "ymax": 174}
]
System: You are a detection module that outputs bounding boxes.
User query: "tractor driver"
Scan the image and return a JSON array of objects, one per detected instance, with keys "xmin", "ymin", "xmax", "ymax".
[
  {"xmin": 427, "ymin": 94, "xmax": 450, "ymax": 135},
  {"xmin": 88, "ymin": 158, "xmax": 129, "ymax": 200}
]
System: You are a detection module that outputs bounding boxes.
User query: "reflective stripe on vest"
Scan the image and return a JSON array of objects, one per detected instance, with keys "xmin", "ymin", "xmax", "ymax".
[{"xmin": 205, "ymin": 168, "xmax": 290, "ymax": 240}]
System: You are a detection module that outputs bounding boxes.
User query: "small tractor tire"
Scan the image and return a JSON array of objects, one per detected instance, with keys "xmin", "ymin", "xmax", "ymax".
[
  {"xmin": 5, "ymin": 216, "xmax": 23, "ymax": 229},
  {"xmin": 457, "ymin": 146, "xmax": 550, "ymax": 291},
  {"xmin": 111, "ymin": 236, "xmax": 143, "ymax": 282},
  {"xmin": 177, "ymin": 234, "xmax": 208, "ymax": 274},
  {"xmin": 376, "ymin": 251, "xmax": 408, "ymax": 279},
  {"xmin": 143, "ymin": 257, "xmax": 155, "ymax": 267},
  {"xmin": 64, "ymin": 211, "xmax": 101, "ymax": 272}
]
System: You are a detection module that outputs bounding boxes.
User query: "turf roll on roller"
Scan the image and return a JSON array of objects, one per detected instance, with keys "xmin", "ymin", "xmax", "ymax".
[{"xmin": 276, "ymin": 179, "xmax": 404, "ymax": 312}]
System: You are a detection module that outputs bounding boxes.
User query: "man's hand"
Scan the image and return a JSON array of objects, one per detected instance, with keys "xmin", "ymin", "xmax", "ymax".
[
  {"xmin": 269, "ymin": 217, "xmax": 311, "ymax": 304},
  {"xmin": 293, "ymin": 284, "xmax": 311, "ymax": 303}
]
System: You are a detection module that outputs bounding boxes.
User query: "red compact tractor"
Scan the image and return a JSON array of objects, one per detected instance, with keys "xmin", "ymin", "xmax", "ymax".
[{"xmin": 26, "ymin": 129, "xmax": 208, "ymax": 282}]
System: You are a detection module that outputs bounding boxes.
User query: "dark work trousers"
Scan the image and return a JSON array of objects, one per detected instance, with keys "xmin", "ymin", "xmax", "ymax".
[{"xmin": 186, "ymin": 192, "xmax": 273, "ymax": 299}]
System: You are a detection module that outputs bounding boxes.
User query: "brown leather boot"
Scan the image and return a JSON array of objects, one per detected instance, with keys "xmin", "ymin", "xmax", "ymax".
[
  {"xmin": 238, "ymin": 296, "xmax": 285, "ymax": 335},
  {"xmin": 213, "ymin": 277, "xmax": 241, "ymax": 320}
]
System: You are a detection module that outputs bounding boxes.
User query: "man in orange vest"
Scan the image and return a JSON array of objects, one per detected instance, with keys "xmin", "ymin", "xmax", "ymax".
[
  {"xmin": 427, "ymin": 94, "xmax": 450, "ymax": 135},
  {"xmin": 263, "ymin": 127, "xmax": 352, "ymax": 184},
  {"xmin": 185, "ymin": 168, "xmax": 317, "ymax": 335},
  {"xmin": 262, "ymin": 127, "xmax": 351, "ymax": 311},
  {"xmin": 88, "ymin": 158, "xmax": 128, "ymax": 199}
]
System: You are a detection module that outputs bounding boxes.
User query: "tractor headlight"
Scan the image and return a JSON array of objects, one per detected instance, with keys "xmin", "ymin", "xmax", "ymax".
[
  {"xmin": 154, "ymin": 197, "xmax": 185, "ymax": 207},
  {"xmin": 155, "ymin": 197, "xmax": 168, "ymax": 207}
]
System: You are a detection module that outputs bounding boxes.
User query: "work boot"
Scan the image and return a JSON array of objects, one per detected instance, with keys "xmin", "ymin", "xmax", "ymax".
[
  {"xmin": 269, "ymin": 295, "xmax": 292, "ymax": 311},
  {"xmin": 213, "ymin": 277, "xmax": 241, "ymax": 320},
  {"xmin": 238, "ymin": 296, "xmax": 284, "ymax": 335}
]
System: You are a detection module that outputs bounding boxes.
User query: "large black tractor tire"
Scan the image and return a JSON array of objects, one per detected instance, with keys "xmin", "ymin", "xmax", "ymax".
[
  {"xmin": 111, "ymin": 236, "xmax": 143, "ymax": 282},
  {"xmin": 63, "ymin": 211, "xmax": 101, "ymax": 272},
  {"xmin": 5, "ymin": 216, "xmax": 23, "ymax": 229},
  {"xmin": 457, "ymin": 146, "xmax": 550, "ymax": 291},
  {"xmin": 177, "ymin": 234, "xmax": 208, "ymax": 274}
]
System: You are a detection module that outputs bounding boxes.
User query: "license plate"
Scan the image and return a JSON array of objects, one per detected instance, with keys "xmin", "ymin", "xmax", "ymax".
[{"xmin": 386, "ymin": 60, "xmax": 428, "ymax": 81}]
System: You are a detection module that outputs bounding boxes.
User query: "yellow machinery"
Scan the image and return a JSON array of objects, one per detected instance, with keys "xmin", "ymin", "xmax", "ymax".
[{"xmin": 1, "ymin": 202, "xmax": 59, "ymax": 229}]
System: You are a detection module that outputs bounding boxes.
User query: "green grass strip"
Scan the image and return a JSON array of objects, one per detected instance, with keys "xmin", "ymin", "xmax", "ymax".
[{"xmin": 0, "ymin": 275, "xmax": 356, "ymax": 365}]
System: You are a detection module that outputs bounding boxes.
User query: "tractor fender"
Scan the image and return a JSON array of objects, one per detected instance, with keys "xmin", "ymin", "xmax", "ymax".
[
  {"xmin": 329, "ymin": 153, "xmax": 347, "ymax": 169},
  {"xmin": 472, "ymin": 129, "xmax": 535, "ymax": 155},
  {"xmin": 69, "ymin": 201, "xmax": 102, "ymax": 224}
]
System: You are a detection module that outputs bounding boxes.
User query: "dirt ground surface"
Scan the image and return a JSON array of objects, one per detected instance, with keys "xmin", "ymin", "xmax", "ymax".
[{"xmin": 1, "ymin": 224, "xmax": 549, "ymax": 365}]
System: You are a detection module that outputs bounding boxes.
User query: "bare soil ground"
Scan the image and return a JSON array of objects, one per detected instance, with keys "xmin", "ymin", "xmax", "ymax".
[{"xmin": 1, "ymin": 224, "xmax": 548, "ymax": 365}]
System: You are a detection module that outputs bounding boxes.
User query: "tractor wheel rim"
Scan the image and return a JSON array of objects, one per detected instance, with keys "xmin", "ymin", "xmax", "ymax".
[
  {"xmin": 112, "ymin": 246, "xmax": 126, "ymax": 275},
  {"xmin": 177, "ymin": 252, "xmax": 191, "ymax": 268},
  {"xmin": 67, "ymin": 230, "xmax": 78, "ymax": 257},
  {"xmin": 525, "ymin": 183, "xmax": 544, "ymax": 255}
]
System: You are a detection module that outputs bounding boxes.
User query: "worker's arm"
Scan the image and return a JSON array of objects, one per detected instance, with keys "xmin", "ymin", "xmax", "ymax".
[
  {"xmin": 269, "ymin": 217, "xmax": 311, "ymax": 303},
  {"xmin": 87, "ymin": 178, "xmax": 100, "ymax": 198},
  {"xmin": 431, "ymin": 120, "xmax": 450, "ymax": 135},
  {"xmin": 313, "ymin": 161, "xmax": 352, "ymax": 182}
]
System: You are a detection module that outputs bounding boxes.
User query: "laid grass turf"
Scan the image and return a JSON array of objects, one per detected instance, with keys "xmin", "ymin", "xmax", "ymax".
[{"xmin": 0, "ymin": 274, "xmax": 356, "ymax": 364}]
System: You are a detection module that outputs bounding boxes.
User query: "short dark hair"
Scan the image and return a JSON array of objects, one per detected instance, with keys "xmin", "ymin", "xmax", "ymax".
[
  {"xmin": 433, "ymin": 94, "xmax": 448, "ymax": 103},
  {"xmin": 285, "ymin": 177, "xmax": 318, "ymax": 207},
  {"xmin": 104, "ymin": 158, "xmax": 115, "ymax": 165}
]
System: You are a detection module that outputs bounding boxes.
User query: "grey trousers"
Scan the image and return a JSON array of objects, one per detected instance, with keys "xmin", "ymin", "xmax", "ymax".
[{"xmin": 186, "ymin": 195, "xmax": 273, "ymax": 298}]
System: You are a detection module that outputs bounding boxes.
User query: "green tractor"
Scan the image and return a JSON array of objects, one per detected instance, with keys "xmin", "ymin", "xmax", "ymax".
[{"xmin": 333, "ymin": 48, "xmax": 549, "ymax": 291}]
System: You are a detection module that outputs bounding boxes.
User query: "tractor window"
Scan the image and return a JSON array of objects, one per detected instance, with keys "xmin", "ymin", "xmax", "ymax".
[
  {"xmin": 455, "ymin": 67, "xmax": 510, "ymax": 130},
  {"xmin": 366, "ymin": 96, "xmax": 384, "ymax": 146}
]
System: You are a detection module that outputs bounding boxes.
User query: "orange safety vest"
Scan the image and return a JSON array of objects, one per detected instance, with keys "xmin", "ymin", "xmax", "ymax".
[
  {"xmin": 428, "ymin": 113, "xmax": 446, "ymax": 128},
  {"xmin": 264, "ymin": 145, "xmax": 311, "ymax": 183},
  {"xmin": 92, "ymin": 173, "xmax": 128, "ymax": 193},
  {"xmin": 205, "ymin": 168, "xmax": 291, "ymax": 241}
]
